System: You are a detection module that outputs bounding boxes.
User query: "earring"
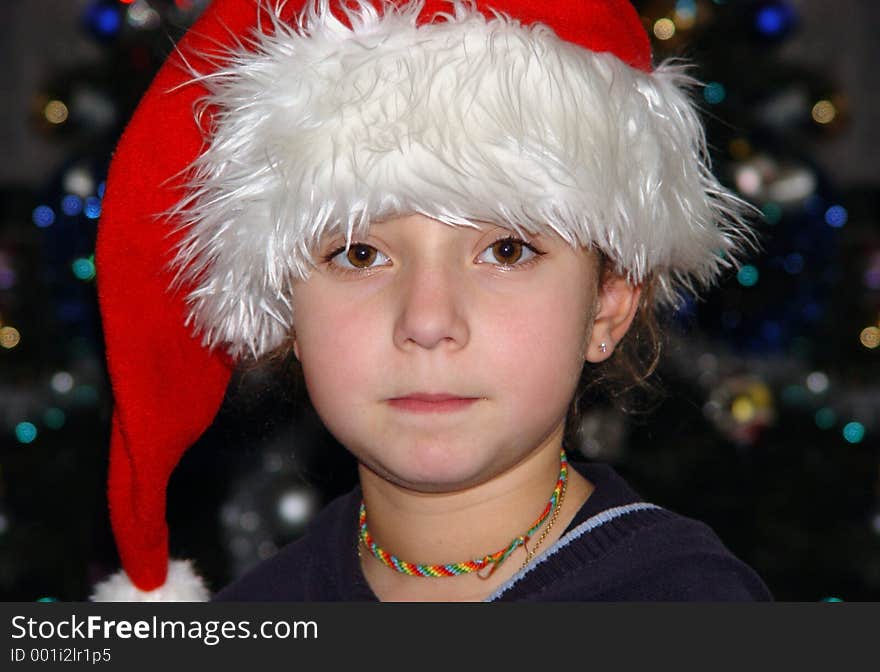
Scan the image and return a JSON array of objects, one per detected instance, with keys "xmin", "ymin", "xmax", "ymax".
[{"xmin": 599, "ymin": 342, "xmax": 608, "ymax": 354}]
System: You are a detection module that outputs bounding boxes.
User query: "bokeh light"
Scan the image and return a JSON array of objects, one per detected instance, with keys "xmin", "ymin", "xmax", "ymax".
[
  {"xmin": 703, "ymin": 81, "xmax": 726, "ymax": 105},
  {"xmin": 32, "ymin": 205, "xmax": 56, "ymax": 228},
  {"xmin": 653, "ymin": 18, "xmax": 676, "ymax": 40},
  {"xmin": 731, "ymin": 396, "xmax": 756, "ymax": 423},
  {"xmin": 61, "ymin": 195, "xmax": 83, "ymax": 217},
  {"xmin": 63, "ymin": 168, "xmax": 95, "ymax": 198},
  {"xmin": 278, "ymin": 490, "xmax": 315, "ymax": 526},
  {"xmin": 737, "ymin": 265, "xmax": 760, "ymax": 287},
  {"xmin": 71, "ymin": 257, "xmax": 96, "ymax": 281},
  {"xmin": 239, "ymin": 511, "xmax": 261, "ymax": 532},
  {"xmin": 43, "ymin": 408, "xmax": 66, "ymax": 430},
  {"xmin": 127, "ymin": 2, "xmax": 161, "ymax": 30},
  {"xmin": 824, "ymin": 205, "xmax": 848, "ymax": 228},
  {"xmin": 811, "ymin": 100, "xmax": 836, "ymax": 125},
  {"xmin": 674, "ymin": 0, "xmax": 697, "ymax": 29},
  {"xmin": 768, "ymin": 167, "xmax": 816, "ymax": 203},
  {"xmin": 73, "ymin": 385, "xmax": 99, "ymax": 405},
  {"xmin": 44, "ymin": 100, "xmax": 69, "ymax": 125},
  {"xmin": 734, "ymin": 164, "xmax": 762, "ymax": 196},
  {"xmin": 51, "ymin": 371, "xmax": 75, "ymax": 394},
  {"xmin": 761, "ymin": 202, "xmax": 783, "ymax": 225},
  {"xmin": 85, "ymin": 3, "xmax": 123, "ymax": 38},
  {"xmin": 842, "ymin": 422, "xmax": 865, "ymax": 444},
  {"xmin": 84, "ymin": 196, "xmax": 102, "ymax": 219},
  {"xmin": 15, "ymin": 422, "xmax": 37, "ymax": 444},
  {"xmin": 806, "ymin": 372, "xmax": 829, "ymax": 394},
  {"xmin": 0, "ymin": 326, "xmax": 21, "ymax": 349},
  {"xmin": 815, "ymin": 407, "xmax": 836, "ymax": 430},
  {"xmin": 755, "ymin": 3, "xmax": 797, "ymax": 37},
  {"xmin": 859, "ymin": 327, "xmax": 880, "ymax": 349}
]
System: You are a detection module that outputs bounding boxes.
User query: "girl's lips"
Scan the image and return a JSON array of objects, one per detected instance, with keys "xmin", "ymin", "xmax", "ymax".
[{"xmin": 387, "ymin": 394, "xmax": 480, "ymax": 413}]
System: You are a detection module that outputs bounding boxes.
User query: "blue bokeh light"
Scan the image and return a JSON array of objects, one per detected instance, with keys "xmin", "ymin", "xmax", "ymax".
[
  {"xmin": 84, "ymin": 196, "xmax": 102, "ymax": 219},
  {"xmin": 755, "ymin": 3, "xmax": 797, "ymax": 37},
  {"xmin": 15, "ymin": 422, "xmax": 38, "ymax": 444},
  {"xmin": 843, "ymin": 422, "xmax": 865, "ymax": 444},
  {"xmin": 825, "ymin": 205, "xmax": 848, "ymax": 228},
  {"xmin": 32, "ymin": 205, "xmax": 56, "ymax": 228},
  {"xmin": 703, "ymin": 82, "xmax": 727, "ymax": 105},
  {"xmin": 86, "ymin": 3, "xmax": 123, "ymax": 38},
  {"xmin": 61, "ymin": 195, "xmax": 83, "ymax": 217}
]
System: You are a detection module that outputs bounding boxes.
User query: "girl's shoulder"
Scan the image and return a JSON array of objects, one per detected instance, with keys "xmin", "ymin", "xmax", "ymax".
[{"xmin": 486, "ymin": 460, "xmax": 773, "ymax": 602}]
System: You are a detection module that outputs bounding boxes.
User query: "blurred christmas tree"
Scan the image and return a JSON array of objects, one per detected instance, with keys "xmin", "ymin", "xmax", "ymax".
[{"xmin": 0, "ymin": 0, "xmax": 877, "ymax": 601}]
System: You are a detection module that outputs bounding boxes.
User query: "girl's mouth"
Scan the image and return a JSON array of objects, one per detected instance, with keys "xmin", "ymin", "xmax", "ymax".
[{"xmin": 387, "ymin": 393, "xmax": 480, "ymax": 413}]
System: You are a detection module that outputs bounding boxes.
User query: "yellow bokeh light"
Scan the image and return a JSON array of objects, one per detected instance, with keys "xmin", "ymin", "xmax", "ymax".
[
  {"xmin": 860, "ymin": 326, "xmax": 880, "ymax": 349},
  {"xmin": 653, "ymin": 18, "xmax": 676, "ymax": 40},
  {"xmin": 731, "ymin": 396, "xmax": 756, "ymax": 423},
  {"xmin": 811, "ymin": 100, "xmax": 836, "ymax": 125},
  {"xmin": 729, "ymin": 138, "xmax": 752, "ymax": 160},
  {"xmin": 749, "ymin": 383, "xmax": 772, "ymax": 408},
  {"xmin": 0, "ymin": 326, "xmax": 21, "ymax": 349},
  {"xmin": 44, "ymin": 100, "xmax": 69, "ymax": 125}
]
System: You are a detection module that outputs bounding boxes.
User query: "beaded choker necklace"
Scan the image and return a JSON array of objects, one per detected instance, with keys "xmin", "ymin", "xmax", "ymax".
[{"xmin": 358, "ymin": 449, "xmax": 568, "ymax": 578}]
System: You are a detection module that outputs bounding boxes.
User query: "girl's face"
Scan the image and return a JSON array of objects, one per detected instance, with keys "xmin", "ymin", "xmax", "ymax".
[{"xmin": 292, "ymin": 214, "xmax": 600, "ymax": 493}]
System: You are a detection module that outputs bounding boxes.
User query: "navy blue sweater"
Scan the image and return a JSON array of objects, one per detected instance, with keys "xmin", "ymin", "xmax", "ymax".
[{"xmin": 213, "ymin": 462, "xmax": 772, "ymax": 601}]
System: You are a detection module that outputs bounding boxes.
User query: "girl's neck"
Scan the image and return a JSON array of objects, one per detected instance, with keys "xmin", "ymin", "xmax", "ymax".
[{"xmin": 356, "ymin": 438, "xmax": 594, "ymax": 601}]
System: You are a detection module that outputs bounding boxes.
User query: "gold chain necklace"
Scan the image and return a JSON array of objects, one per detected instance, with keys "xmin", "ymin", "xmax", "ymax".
[{"xmin": 520, "ymin": 473, "xmax": 567, "ymax": 570}]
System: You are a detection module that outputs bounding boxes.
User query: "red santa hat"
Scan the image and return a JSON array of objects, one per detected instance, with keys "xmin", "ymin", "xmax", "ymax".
[{"xmin": 91, "ymin": 0, "xmax": 754, "ymax": 600}]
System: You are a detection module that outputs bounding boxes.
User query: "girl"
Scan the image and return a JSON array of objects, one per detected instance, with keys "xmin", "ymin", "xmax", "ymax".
[{"xmin": 92, "ymin": 0, "xmax": 771, "ymax": 601}]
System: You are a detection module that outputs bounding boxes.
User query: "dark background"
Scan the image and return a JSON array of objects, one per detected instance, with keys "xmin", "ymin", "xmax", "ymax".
[{"xmin": 1, "ymin": 0, "xmax": 878, "ymax": 602}]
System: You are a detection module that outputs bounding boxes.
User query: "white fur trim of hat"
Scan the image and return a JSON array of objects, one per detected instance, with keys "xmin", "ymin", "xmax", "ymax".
[{"xmin": 169, "ymin": 0, "xmax": 756, "ymax": 359}]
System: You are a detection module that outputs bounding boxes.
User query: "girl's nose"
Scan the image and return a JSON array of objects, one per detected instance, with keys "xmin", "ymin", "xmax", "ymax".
[{"xmin": 392, "ymin": 258, "xmax": 470, "ymax": 352}]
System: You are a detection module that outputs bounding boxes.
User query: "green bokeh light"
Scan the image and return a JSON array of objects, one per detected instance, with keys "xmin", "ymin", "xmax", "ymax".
[
  {"xmin": 737, "ymin": 265, "xmax": 759, "ymax": 287},
  {"xmin": 71, "ymin": 257, "xmax": 96, "ymax": 281},
  {"xmin": 814, "ymin": 407, "xmax": 836, "ymax": 430},
  {"xmin": 44, "ymin": 407, "xmax": 66, "ymax": 430}
]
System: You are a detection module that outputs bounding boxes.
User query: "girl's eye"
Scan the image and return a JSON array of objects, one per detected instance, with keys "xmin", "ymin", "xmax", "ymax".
[
  {"xmin": 477, "ymin": 237, "xmax": 542, "ymax": 266},
  {"xmin": 326, "ymin": 243, "xmax": 390, "ymax": 270}
]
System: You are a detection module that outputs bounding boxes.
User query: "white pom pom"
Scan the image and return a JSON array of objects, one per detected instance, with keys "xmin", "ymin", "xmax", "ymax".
[{"xmin": 90, "ymin": 560, "xmax": 210, "ymax": 602}]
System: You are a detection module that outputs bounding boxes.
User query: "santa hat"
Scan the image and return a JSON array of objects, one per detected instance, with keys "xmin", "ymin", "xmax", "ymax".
[{"xmin": 92, "ymin": 0, "xmax": 754, "ymax": 600}]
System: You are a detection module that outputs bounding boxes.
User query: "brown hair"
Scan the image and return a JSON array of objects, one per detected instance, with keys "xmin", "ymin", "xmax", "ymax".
[{"xmin": 562, "ymin": 252, "xmax": 666, "ymax": 448}]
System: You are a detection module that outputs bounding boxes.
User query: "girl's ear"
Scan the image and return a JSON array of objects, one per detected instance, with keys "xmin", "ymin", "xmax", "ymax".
[{"xmin": 586, "ymin": 274, "xmax": 642, "ymax": 363}]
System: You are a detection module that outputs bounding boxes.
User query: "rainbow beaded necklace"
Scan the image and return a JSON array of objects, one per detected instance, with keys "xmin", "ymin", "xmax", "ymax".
[{"xmin": 358, "ymin": 449, "xmax": 569, "ymax": 578}]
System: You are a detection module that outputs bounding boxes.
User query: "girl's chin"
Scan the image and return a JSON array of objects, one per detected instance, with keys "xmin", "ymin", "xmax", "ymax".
[{"xmin": 358, "ymin": 451, "xmax": 501, "ymax": 495}]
